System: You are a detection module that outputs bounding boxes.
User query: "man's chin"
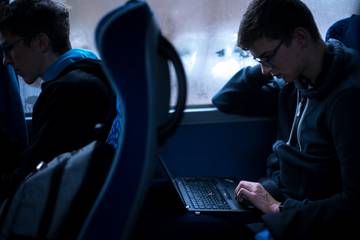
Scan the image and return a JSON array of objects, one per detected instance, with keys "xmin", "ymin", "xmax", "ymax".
[{"xmin": 23, "ymin": 77, "xmax": 37, "ymax": 85}]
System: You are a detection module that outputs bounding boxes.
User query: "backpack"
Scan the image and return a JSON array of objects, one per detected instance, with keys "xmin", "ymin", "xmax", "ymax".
[
  {"xmin": 54, "ymin": 58, "xmax": 117, "ymax": 140},
  {"xmin": 0, "ymin": 140, "xmax": 114, "ymax": 240},
  {"xmin": 0, "ymin": 59, "xmax": 117, "ymax": 240}
]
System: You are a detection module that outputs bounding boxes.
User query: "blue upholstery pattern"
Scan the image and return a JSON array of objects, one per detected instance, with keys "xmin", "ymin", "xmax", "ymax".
[
  {"xmin": 106, "ymin": 98, "xmax": 123, "ymax": 149},
  {"xmin": 105, "ymin": 114, "xmax": 122, "ymax": 149}
]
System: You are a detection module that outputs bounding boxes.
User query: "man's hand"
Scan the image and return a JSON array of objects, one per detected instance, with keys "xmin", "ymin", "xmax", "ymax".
[{"xmin": 235, "ymin": 180, "xmax": 280, "ymax": 214}]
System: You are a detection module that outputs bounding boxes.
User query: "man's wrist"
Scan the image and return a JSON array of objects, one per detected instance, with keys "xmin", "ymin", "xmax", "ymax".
[{"xmin": 271, "ymin": 201, "xmax": 282, "ymax": 213}]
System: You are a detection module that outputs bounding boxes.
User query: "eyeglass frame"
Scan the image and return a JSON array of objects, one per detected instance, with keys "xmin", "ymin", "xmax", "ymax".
[{"xmin": 253, "ymin": 38, "xmax": 285, "ymax": 67}]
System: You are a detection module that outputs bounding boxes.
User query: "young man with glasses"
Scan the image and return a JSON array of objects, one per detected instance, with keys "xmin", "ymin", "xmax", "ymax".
[
  {"xmin": 0, "ymin": 0, "xmax": 115, "ymax": 197},
  {"xmin": 213, "ymin": 0, "xmax": 360, "ymax": 239}
]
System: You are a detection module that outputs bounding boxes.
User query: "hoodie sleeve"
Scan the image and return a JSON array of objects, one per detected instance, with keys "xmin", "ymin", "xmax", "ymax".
[{"xmin": 212, "ymin": 64, "xmax": 285, "ymax": 116}]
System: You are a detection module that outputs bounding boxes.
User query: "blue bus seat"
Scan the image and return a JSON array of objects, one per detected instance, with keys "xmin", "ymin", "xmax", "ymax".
[
  {"xmin": 78, "ymin": 1, "xmax": 186, "ymax": 239},
  {"xmin": 0, "ymin": 63, "xmax": 28, "ymax": 152},
  {"xmin": 326, "ymin": 14, "xmax": 360, "ymax": 52}
]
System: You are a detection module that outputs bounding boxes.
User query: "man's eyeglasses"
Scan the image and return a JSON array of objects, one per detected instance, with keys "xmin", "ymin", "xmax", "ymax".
[
  {"xmin": 0, "ymin": 38, "xmax": 25, "ymax": 58},
  {"xmin": 253, "ymin": 39, "xmax": 284, "ymax": 67}
]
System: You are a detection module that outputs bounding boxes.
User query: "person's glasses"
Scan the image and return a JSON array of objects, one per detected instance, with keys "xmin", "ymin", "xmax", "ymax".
[
  {"xmin": 0, "ymin": 38, "xmax": 25, "ymax": 58},
  {"xmin": 253, "ymin": 39, "xmax": 284, "ymax": 67}
]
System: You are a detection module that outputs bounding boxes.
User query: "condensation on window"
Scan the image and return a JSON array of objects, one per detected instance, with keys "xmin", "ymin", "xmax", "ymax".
[{"xmin": 19, "ymin": 0, "xmax": 360, "ymax": 112}]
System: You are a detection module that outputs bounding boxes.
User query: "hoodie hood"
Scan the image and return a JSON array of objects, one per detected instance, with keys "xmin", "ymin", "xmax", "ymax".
[
  {"xmin": 43, "ymin": 48, "xmax": 99, "ymax": 82},
  {"xmin": 295, "ymin": 39, "xmax": 360, "ymax": 99}
]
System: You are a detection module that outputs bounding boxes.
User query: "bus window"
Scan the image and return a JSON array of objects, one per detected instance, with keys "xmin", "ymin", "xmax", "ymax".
[{"xmin": 18, "ymin": 0, "xmax": 359, "ymax": 113}]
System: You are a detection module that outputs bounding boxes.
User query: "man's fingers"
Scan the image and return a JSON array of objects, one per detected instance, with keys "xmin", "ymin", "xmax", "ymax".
[
  {"xmin": 239, "ymin": 188, "xmax": 252, "ymax": 201},
  {"xmin": 235, "ymin": 181, "xmax": 256, "ymax": 200},
  {"xmin": 236, "ymin": 180, "xmax": 257, "ymax": 192},
  {"xmin": 235, "ymin": 187, "xmax": 254, "ymax": 202}
]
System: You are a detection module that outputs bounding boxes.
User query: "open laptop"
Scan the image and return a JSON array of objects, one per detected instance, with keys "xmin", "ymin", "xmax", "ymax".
[{"xmin": 159, "ymin": 158, "xmax": 259, "ymax": 216}]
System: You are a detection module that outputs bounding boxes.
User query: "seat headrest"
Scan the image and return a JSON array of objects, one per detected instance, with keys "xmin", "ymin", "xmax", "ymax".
[{"xmin": 326, "ymin": 14, "xmax": 360, "ymax": 52}]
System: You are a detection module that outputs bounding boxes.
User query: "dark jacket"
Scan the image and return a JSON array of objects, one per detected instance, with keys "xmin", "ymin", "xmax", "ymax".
[
  {"xmin": 212, "ymin": 39, "xmax": 360, "ymax": 239},
  {"xmin": 0, "ymin": 59, "xmax": 115, "ymax": 198},
  {"xmin": 25, "ymin": 59, "xmax": 115, "ymax": 169}
]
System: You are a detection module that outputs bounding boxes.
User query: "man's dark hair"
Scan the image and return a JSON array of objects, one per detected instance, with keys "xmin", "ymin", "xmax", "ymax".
[
  {"xmin": 238, "ymin": 0, "xmax": 321, "ymax": 50},
  {"xmin": 0, "ymin": 0, "xmax": 71, "ymax": 54}
]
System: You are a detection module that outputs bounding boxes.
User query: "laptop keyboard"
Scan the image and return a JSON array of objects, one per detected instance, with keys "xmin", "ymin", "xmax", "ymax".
[{"xmin": 181, "ymin": 179, "xmax": 231, "ymax": 210}]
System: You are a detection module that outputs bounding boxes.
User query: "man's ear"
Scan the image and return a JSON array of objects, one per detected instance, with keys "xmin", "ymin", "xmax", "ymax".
[
  {"xmin": 36, "ymin": 33, "xmax": 51, "ymax": 53},
  {"xmin": 292, "ymin": 27, "xmax": 310, "ymax": 49}
]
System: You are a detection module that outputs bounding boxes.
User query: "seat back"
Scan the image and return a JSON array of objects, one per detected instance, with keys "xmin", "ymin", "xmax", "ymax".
[
  {"xmin": 0, "ymin": 62, "xmax": 28, "ymax": 151},
  {"xmin": 326, "ymin": 14, "xmax": 360, "ymax": 52},
  {"xmin": 78, "ymin": 1, "xmax": 186, "ymax": 239}
]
